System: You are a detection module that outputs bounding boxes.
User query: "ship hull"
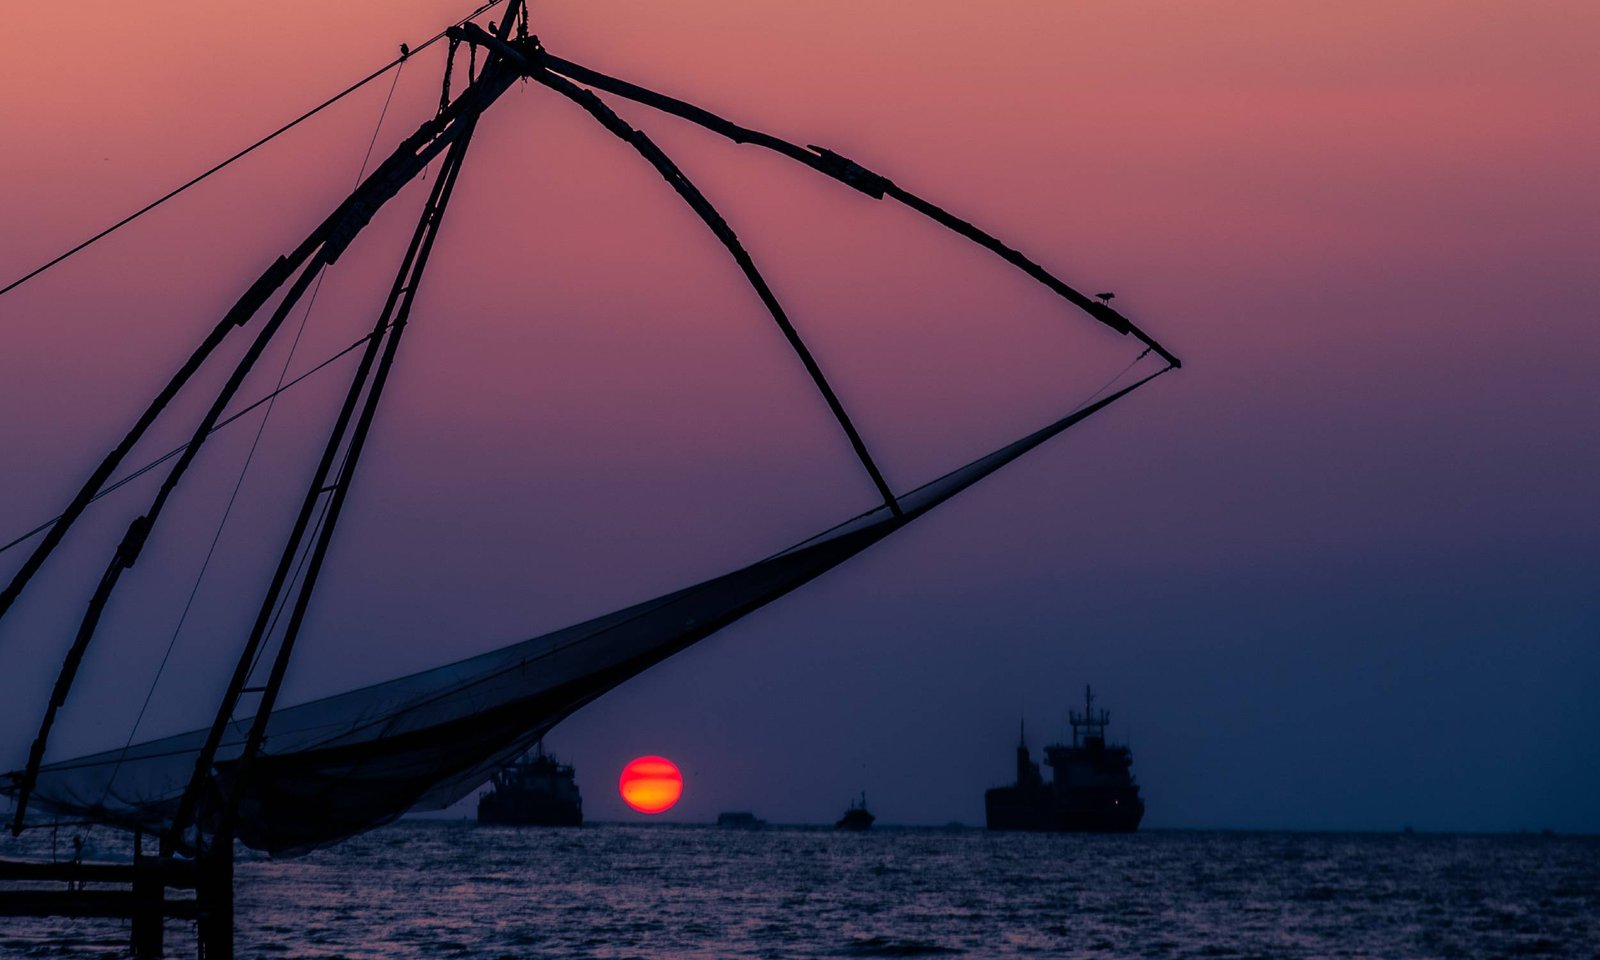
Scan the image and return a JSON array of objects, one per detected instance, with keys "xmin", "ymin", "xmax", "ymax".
[
  {"xmin": 984, "ymin": 785, "xmax": 1143, "ymax": 833},
  {"xmin": 477, "ymin": 791, "xmax": 582, "ymax": 827}
]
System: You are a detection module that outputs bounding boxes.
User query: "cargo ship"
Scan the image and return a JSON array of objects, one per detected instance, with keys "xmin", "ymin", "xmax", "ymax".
[
  {"xmin": 477, "ymin": 743, "xmax": 583, "ymax": 826},
  {"xmin": 985, "ymin": 686, "xmax": 1144, "ymax": 832}
]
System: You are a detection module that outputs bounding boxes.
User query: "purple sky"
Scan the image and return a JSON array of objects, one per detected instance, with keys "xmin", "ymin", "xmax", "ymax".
[{"xmin": 0, "ymin": 0, "xmax": 1596, "ymax": 832}]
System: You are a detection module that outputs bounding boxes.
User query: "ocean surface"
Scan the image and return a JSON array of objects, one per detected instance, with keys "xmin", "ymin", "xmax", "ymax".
[{"xmin": 3, "ymin": 822, "xmax": 1596, "ymax": 958}]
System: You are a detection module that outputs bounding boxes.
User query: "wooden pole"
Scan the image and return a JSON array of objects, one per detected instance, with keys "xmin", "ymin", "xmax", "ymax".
[
  {"xmin": 131, "ymin": 830, "xmax": 165, "ymax": 959},
  {"xmin": 196, "ymin": 832, "xmax": 233, "ymax": 960},
  {"xmin": 533, "ymin": 51, "xmax": 1181, "ymax": 369}
]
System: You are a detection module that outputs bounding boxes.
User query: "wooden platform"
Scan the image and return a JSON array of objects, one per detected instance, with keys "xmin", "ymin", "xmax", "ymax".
[
  {"xmin": 0, "ymin": 888, "xmax": 199, "ymax": 919},
  {"xmin": 0, "ymin": 855, "xmax": 197, "ymax": 887},
  {"xmin": 0, "ymin": 841, "xmax": 227, "ymax": 959}
]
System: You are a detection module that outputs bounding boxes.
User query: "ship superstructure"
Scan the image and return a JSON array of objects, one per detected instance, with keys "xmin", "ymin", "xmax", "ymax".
[
  {"xmin": 477, "ymin": 744, "xmax": 583, "ymax": 827},
  {"xmin": 985, "ymin": 686, "xmax": 1144, "ymax": 832}
]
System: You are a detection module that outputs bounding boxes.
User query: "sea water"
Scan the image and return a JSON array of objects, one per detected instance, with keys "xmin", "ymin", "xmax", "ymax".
[{"xmin": 3, "ymin": 821, "xmax": 1595, "ymax": 957}]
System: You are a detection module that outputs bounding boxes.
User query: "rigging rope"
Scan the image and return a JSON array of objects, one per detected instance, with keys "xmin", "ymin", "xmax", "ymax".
[
  {"xmin": 96, "ymin": 64, "xmax": 411, "ymax": 807},
  {"xmin": 0, "ymin": 0, "xmax": 505, "ymax": 302},
  {"xmin": 1078, "ymin": 347, "xmax": 1153, "ymax": 411},
  {"xmin": 209, "ymin": 119, "xmax": 488, "ymax": 845},
  {"xmin": 6, "ymin": 30, "xmax": 521, "ymax": 837},
  {"xmin": 0, "ymin": 330, "xmax": 385, "ymax": 558},
  {"xmin": 246, "ymin": 485, "xmax": 332, "ymax": 694}
]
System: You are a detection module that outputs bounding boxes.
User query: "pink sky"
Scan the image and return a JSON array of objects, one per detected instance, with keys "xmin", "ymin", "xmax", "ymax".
[{"xmin": 1, "ymin": 1, "xmax": 1596, "ymax": 830}]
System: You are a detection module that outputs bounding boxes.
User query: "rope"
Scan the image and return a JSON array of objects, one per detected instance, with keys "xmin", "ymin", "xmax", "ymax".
[
  {"xmin": 231, "ymin": 449, "xmax": 337, "ymax": 736},
  {"xmin": 1075, "ymin": 347, "xmax": 1154, "ymax": 410},
  {"xmin": 760, "ymin": 350, "xmax": 1167, "ymax": 561},
  {"xmin": 0, "ymin": 332, "xmax": 383, "ymax": 557},
  {"xmin": 89, "ymin": 280, "xmax": 326, "ymax": 817},
  {"xmin": 25, "ymin": 364, "xmax": 1173, "ymax": 783},
  {"xmin": 359, "ymin": 63, "xmax": 408, "ymax": 178},
  {"xmin": 0, "ymin": 0, "xmax": 505, "ymax": 302},
  {"xmin": 91, "ymin": 65, "xmax": 411, "ymax": 812},
  {"xmin": 233, "ymin": 60, "xmax": 415, "ymax": 729}
]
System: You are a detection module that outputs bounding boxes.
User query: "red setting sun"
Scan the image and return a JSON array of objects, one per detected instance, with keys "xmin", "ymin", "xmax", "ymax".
[{"xmin": 618, "ymin": 756, "xmax": 683, "ymax": 814}]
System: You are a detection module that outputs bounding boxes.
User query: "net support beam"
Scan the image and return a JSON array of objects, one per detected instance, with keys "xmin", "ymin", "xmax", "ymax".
[
  {"xmin": 165, "ymin": 64, "xmax": 517, "ymax": 850},
  {"xmin": 7, "ymin": 65, "xmax": 516, "ymax": 838},
  {"xmin": 532, "ymin": 50, "xmax": 1181, "ymax": 369},
  {"xmin": 8, "ymin": 252, "xmax": 326, "ymax": 836},
  {"xmin": 0, "ymin": 72, "xmax": 512, "ymax": 640},
  {"xmin": 4, "ymin": 360, "xmax": 1170, "ymax": 857},
  {"xmin": 524, "ymin": 60, "xmax": 903, "ymax": 516},
  {"xmin": 222, "ymin": 119, "xmax": 482, "ymax": 842}
]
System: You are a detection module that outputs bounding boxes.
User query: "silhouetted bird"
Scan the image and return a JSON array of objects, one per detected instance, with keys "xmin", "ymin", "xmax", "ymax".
[{"xmin": 1095, "ymin": 292, "xmax": 1116, "ymax": 304}]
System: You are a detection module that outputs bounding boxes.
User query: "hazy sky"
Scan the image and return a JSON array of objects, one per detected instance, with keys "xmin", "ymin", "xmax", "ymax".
[{"xmin": 1, "ymin": 1, "xmax": 1595, "ymax": 833}]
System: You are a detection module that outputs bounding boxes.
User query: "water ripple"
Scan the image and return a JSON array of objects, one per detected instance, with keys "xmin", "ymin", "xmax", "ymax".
[{"xmin": 3, "ymin": 825, "xmax": 1596, "ymax": 957}]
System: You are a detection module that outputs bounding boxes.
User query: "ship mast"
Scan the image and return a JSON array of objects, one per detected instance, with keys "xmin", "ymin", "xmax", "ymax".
[{"xmin": 1069, "ymin": 684, "xmax": 1111, "ymax": 746}]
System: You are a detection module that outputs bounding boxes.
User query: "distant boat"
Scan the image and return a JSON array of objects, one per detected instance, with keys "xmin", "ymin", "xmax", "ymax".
[
  {"xmin": 835, "ymin": 792, "xmax": 876, "ymax": 831},
  {"xmin": 477, "ymin": 744, "xmax": 583, "ymax": 827},
  {"xmin": 716, "ymin": 811, "xmax": 766, "ymax": 828},
  {"xmin": 985, "ymin": 686, "xmax": 1144, "ymax": 833}
]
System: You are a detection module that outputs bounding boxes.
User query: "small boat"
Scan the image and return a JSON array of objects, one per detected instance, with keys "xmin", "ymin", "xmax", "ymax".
[
  {"xmin": 835, "ymin": 792, "xmax": 876, "ymax": 830},
  {"xmin": 716, "ymin": 811, "xmax": 766, "ymax": 828}
]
